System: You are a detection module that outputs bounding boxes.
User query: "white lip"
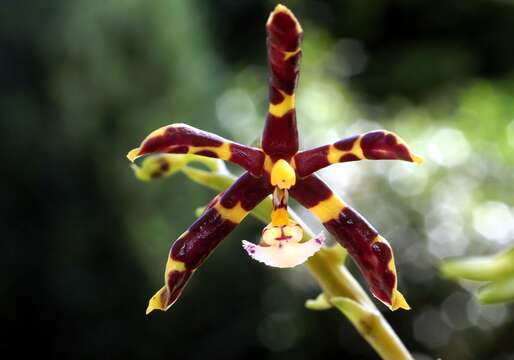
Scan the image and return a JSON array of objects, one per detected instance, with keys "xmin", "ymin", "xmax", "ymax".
[{"xmin": 242, "ymin": 233, "xmax": 325, "ymax": 268}]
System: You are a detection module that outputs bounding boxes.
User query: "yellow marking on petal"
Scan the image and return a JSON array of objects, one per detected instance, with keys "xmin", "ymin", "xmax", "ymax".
[
  {"xmin": 283, "ymin": 48, "xmax": 300, "ymax": 60},
  {"xmin": 146, "ymin": 125, "xmax": 168, "ymax": 139},
  {"xmin": 190, "ymin": 142, "xmax": 231, "ymax": 160},
  {"xmin": 269, "ymin": 90, "xmax": 295, "ymax": 118},
  {"xmin": 390, "ymin": 290, "xmax": 411, "ymax": 311},
  {"xmin": 412, "ymin": 153, "xmax": 424, "ymax": 165},
  {"xmin": 370, "ymin": 235, "xmax": 380, "ymax": 244},
  {"xmin": 128, "ymin": 142, "xmax": 231, "ymax": 163},
  {"xmin": 350, "ymin": 137, "xmax": 365, "ymax": 159},
  {"xmin": 263, "ymin": 155, "xmax": 274, "ymax": 173},
  {"xmin": 144, "ymin": 123, "xmax": 184, "ymax": 141},
  {"xmin": 270, "ymin": 159, "xmax": 296, "ymax": 189},
  {"xmin": 327, "ymin": 137, "xmax": 365, "ymax": 164},
  {"xmin": 327, "ymin": 144, "xmax": 344, "ymax": 164},
  {"xmin": 127, "ymin": 148, "xmax": 140, "ymax": 162},
  {"xmin": 378, "ymin": 240, "xmax": 411, "ymax": 311},
  {"xmin": 290, "ymin": 156, "xmax": 297, "ymax": 171},
  {"xmin": 267, "ymin": 4, "xmax": 303, "ymax": 33},
  {"xmin": 271, "ymin": 208, "xmax": 289, "ymax": 226},
  {"xmin": 214, "ymin": 202, "xmax": 248, "ymax": 224},
  {"xmin": 384, "ymin": 237, "xmax": 397, "ymax": 272},
  {"xmin": 146, "ymin": 286, "xmax": 168, "ymax": 315},
  {"xmin": 165, "ymin": 258, "xmax": 186, "ymax": 277},
  {"xmin": 309, "ymin": 194, "xmax": 346, "ymax": 223},
  {"xmin": 217, "ymin": 142, "xmax": 232, "ymax": 160}
]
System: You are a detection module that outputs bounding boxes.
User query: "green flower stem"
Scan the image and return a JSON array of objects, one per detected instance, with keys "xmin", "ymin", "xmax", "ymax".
[
  {"xmin": 181, "ymin": 165, "xmax": 413, "ymax": 360},
  {"xmin": 331, "ymin": 297, "xmax": 412, "ymax": 360}
]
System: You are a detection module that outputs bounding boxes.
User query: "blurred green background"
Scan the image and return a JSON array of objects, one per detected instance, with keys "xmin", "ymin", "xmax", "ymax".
[{"xmin": 3, "ymin": 0, "xmax": 514, "ymax": 359}]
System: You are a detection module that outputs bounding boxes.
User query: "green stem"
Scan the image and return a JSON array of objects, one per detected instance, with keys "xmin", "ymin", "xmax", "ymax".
[{"xmin": 181, "ymin": 166, "xmax": 413, "ymax": 360}]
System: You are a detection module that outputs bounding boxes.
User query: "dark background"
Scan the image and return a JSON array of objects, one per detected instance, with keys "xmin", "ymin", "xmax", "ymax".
[{"xmin": 3, "ymin": 0, "xmax": 514, "ymax": 359}]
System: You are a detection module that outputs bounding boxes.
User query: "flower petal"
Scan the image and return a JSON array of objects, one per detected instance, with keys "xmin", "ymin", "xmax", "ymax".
[
  {"xmin": 146, "ymin": 173, "xmax": 272, "ymax": 313},
  {"xmin": 290, "ymin": 174, "xmax": 410, "ymax": 311},
  {"xmin": 262, "ymin": 5, "xmax": 304, "ymax": 160},
  {"xmin": 128, "ymin": 123, "xmax": 264, "ymax": 176},
  {"xmin": 294, "ymin": 130, "xmax": 422, "ymax": 177},
  {"xmin": 242, "ymin": 233, "xmax": 324, "ymax": 268}
]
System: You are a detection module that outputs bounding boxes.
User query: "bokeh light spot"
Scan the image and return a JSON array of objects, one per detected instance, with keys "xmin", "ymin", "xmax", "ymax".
[
  {"xmin": 473, "ymin": 201, "xmax": 514, "ymax": 244},
  {"xmin": 428, "ymin": 128, "xmax": 471, "ymax": 167},
  {"xmin": 216, "ymin": 88, "xmax": 260, "ymax": 144}
]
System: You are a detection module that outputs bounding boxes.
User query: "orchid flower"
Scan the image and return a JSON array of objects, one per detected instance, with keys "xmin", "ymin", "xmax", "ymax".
[{"xmin": 127, "ymin": 4, "xmax": 422, "ymax": 314}]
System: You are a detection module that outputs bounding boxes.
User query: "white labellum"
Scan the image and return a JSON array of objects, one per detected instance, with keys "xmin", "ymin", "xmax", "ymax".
[{"xmin": 242, "ymin": 233, "xmax": 324, "ymax": 268}]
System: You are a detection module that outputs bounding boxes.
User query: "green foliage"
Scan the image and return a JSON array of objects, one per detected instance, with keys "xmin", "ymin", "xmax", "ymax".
[{"xmin": 441, "ymin": 247, "xmax": 514, "ymax": 304}]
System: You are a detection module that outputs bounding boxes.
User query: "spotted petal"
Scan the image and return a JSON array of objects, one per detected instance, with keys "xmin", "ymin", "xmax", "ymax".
[
  {"xmin": 146, "ymin": 173, "xmax": 272, "ymax": 314},
  {"xmin": 262, "ymin": 5, "xmax": 303, "ymax": 160},
  {"xmin": 294, "ymin": 130, "xmax": 422, "ymax": 177},
  {"xmin": 128, "ymin": 123, "xmax": 264, "ymax": 176},
  {"xmin": 290, "ymin": 174, "xmax": 410, "ymax": 311}
]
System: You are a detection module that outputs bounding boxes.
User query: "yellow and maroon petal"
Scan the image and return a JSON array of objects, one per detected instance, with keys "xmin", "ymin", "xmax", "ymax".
[
  {"xmin": 261, "ymin": 5, "xmax": 303, "ymax": 161},
  {"xmin": 294, "ymin": 130, "xmax": 423, "ymax": 177},
  {"xmin": 146, "ymin": 172, "xmax": 272, "ymax": 314},
  {"xmin": 127, "ymin": 123, "xmax": 264, "ymax": 176},
  {"xmin": 290, "ymin": 174, "xmax": 410, "ymax": 311}
]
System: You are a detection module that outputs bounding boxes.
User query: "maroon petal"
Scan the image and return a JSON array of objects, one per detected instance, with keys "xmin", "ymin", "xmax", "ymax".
[
  {"xmin": 294, "ymin": 130, "xmax": 422, "ymax": 177},
  {"xmin": 261, "ymin": 5, "xmax": 303, "ymax": 161},
  {"xmin": 290, "ymin": 174, "xmax": 410, "ymax": 311},
  {"xmin": 146, "ymin": 173, "xmax": 272, "ymax": 313},
  {"xmin": 128, "ymin": 123, "xmax": 265, "ymax": 176}
]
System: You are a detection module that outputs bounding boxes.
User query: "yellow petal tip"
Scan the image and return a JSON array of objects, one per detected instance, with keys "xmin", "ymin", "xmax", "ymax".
[
  {"xmin": 145, "ymin": 305, "xmax": 155, "ymax": 315},
  {"xmin": 145, "ymin": 287, "xmax": 167, "ymax": 315},
  {"xmin": 267, "ymin": 4, "xmax": 302, "ymax": 33},
  {"xmin": 272, "ymin": 4, "xmax": 290, "ymax": 16},
  {"xmin": 390, "ymin": 290, "xmax": 411, "ymax": 311},
  {"xmin": 412, "ymin": 154, "xmax": 424, "ymax": 165},
  {"xmin": 127, "ymin": 148, "xmax": 140, "ymax": 162}
]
